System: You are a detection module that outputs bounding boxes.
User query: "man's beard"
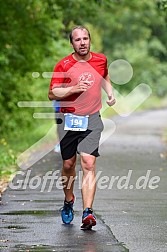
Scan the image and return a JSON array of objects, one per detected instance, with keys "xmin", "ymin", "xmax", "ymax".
[{"xmin": 75, "ymin": 46, "xmax": 90, "ymax": 56}]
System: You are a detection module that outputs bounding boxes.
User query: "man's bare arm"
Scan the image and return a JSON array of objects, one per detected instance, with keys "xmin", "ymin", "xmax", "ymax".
[
  {"xmin": 102, "ymin": 74, "xmax": 116, "ymax": 106},
  {"xmin": 48, "ymin": 81, "xmax": 90, "ymax": 100}
]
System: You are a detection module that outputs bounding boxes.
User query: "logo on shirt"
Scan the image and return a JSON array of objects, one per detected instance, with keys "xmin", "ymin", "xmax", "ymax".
[
  {"xmin": 78, "ymin": 72, "xmax": 95, "ymax": 89},
  {"xmin": 64, "ymin": 59, "xmax": 70, "ymax": 64}
]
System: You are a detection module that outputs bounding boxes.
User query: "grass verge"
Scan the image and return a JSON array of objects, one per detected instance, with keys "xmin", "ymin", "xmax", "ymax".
[{"xmin": 0, "ymin": 119, "xmax": 54, "ymax": 196}]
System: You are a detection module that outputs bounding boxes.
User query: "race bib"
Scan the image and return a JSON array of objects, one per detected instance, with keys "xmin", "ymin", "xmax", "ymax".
[{"xmin": 64, "ymin": 113, "xmax": 89, "ymax": 131}]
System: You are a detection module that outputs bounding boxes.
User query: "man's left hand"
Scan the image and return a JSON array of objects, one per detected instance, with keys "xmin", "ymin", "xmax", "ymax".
[{"xmin": 106, "ymin": 95, "xmax": 116, "ymax": 106}]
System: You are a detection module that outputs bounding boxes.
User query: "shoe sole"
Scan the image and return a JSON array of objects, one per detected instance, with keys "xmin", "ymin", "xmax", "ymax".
[
  {"xmin": 80, "ymin": 223, "xmax": 92, "ymax": 230},
  {"xmin": 81, "ymin": 215, "xmax": 96, "ymax": 229}
]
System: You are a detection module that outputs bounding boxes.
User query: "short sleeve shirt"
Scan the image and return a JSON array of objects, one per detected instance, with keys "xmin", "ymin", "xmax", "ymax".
[{"xmin": 50, "ymin": 52, "xmax": 108, "ymax": 115}]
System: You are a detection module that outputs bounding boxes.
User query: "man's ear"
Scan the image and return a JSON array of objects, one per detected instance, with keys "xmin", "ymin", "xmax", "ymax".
[{"xmin": 70, "ymin": 42, "xmax": 73, "ymax": 48}]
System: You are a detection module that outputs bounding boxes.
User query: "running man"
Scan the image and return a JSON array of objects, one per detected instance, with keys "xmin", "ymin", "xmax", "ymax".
[{"xmin": 48, "ymin": 26, "xmax": 115, "ymax": 229}]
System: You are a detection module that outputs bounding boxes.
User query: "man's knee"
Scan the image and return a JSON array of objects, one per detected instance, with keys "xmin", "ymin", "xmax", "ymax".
[
  {"xmin": 63, "ymin": 158, "xmax": 76, "ymax": 171},
  {"xmin": 81, "ymin": 155, "xmax": 96, "ymax": 172}
]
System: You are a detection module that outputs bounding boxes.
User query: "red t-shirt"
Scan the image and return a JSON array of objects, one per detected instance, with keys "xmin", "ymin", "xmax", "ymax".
[{"xmin": 50, "ymin": 52, "xmax": 108, "ymax": 115}]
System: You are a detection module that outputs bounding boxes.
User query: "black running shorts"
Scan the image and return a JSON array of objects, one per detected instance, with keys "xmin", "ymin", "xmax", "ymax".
[{"xmin": 56, "ymin": 111, "xmax": 104, "ymax": 160}]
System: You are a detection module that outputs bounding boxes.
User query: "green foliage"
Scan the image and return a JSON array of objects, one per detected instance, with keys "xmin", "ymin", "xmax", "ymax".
[
  {"xmin": 0, "ymin": 137, "xmax": 17, "ymax": 172},
  {"xmin": 0, "ymin": 0, "xmax": 167, "ymax": 172},
  {"xmin": 157, "ymin": 0, "xmax": 167, "ymax": 10},
  {"xmin": 94, "ymin": 0, "xmax": 167, "ymax": 96},
  {"xmin": 0, "ymin": 0, "xmax": 64, "ymax": 135}
]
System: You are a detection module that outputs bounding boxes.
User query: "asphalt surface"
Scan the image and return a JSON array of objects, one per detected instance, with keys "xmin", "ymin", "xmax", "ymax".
[{"xmin": 1, "ymin": 108, "xmax": 167, "ymax": 252}]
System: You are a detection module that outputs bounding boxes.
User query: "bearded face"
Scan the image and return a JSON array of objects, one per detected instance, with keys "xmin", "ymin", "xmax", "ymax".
[{"xmin": 71, "ymin": 29, "xmax": 91, "ymax": 57}]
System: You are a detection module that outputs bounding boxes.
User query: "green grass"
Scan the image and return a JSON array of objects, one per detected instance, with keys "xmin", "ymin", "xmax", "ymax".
[{"xmin": 0, "ymin": 119, "xmax": 54, "ymax": 178}]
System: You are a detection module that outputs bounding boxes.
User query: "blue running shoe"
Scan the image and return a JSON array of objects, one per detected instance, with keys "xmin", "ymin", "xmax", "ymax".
[
  {"xmin": 81, "ymin": 208, "xmax": 96, "ymax": 230},
  {"xmin": 61, "ymin": 195, "xmax": 75, "ymax": 224}
]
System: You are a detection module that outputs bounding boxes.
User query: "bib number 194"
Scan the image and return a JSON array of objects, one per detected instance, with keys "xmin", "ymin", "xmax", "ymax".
[{"xmin": 64, "ymin": 113, "xmax": 89, "ymax": 131}]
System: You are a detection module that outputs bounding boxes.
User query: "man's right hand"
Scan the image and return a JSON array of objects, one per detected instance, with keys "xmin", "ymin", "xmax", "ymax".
[{"xmin": 71, "ymin": 81, "xmax": 89, "ymax": 93}]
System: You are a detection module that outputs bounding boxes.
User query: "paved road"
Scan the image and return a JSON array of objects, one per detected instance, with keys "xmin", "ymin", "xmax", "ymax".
[
  {"xmin": 95, "ymin": 108, "xmax": 167, "ymax": 252},
  {"xmin": 1, "ymin": 109, "xmax": 167, "ymax": 252}
]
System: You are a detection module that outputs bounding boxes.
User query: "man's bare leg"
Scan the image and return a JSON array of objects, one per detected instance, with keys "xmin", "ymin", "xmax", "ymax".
[
  {"xmin": 80, "ymin": 153, "xmax": 96, "ymax": 209},
  {"xmin": 62, "ymin": 155, "xmax": 76, "ymax": 202}
]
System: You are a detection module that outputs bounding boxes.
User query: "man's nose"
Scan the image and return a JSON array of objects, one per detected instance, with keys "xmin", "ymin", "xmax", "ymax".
[{"xmin": 80, "ymin": 39, "xmax": 85, "ymax": 45}]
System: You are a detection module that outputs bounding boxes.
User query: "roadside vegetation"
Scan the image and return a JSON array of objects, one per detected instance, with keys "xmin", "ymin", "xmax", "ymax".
[{"xmin": 0, "ymin": 0, "xmax": 167, "ymax": 194}]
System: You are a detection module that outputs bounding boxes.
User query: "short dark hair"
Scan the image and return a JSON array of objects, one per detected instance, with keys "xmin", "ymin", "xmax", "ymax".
[{"xmin": 69, "ymin": 26, "xmax": 91, "ymax": 43}]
